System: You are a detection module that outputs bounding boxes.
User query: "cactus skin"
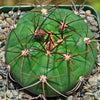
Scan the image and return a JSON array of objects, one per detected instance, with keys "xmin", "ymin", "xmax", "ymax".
[{"xmin": 5, "ymin": 7, "xmax": 97, "ymax": 97}]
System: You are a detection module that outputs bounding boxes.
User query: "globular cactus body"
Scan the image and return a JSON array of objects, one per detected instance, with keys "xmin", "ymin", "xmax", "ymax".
[{"xmin": 5, "ymin": 7, "xmax": 97, "ymax": 97}]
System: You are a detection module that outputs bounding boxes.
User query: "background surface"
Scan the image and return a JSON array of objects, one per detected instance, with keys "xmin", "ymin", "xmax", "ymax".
[{"xmin": 0, "ymin": 0, "xmax": 100, "ymax": 19}]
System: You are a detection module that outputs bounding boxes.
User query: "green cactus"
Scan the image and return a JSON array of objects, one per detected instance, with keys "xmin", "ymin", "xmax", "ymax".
[{"xmin": 4, "ymin": 6, "xmax": 98, "ymax": 97}]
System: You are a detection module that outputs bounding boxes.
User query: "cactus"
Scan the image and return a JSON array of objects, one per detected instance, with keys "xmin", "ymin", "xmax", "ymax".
[{"xmin": 3, "ymin": 3, "xmax": 99, "ymax": 98}]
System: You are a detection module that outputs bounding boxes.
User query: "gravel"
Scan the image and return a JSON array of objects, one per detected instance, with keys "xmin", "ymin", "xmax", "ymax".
[{"xmin": 0, "ymin": 6, "xmax": 100, "ymax": 100}]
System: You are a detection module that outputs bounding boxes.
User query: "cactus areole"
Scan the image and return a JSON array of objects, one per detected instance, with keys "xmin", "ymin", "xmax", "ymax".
[{"xmin": 5, "ymin": 7, "xmax": 97, "ymax": 97}]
